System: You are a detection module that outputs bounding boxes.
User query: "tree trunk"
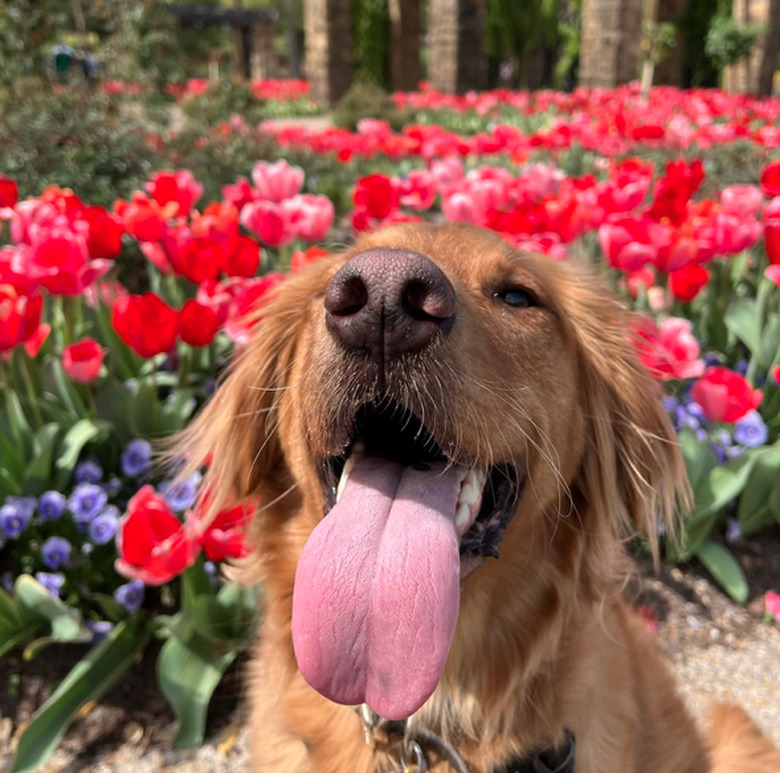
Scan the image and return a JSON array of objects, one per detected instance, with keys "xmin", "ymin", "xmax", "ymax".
[
  {"xmin": 388, "ymin": 0, "xmax": 422, "ymax": 91},
  {"xmin": 429, "ymin": 0, "xmax": 486, "ymax": 93},
  {"xmin": 304, "ymin": 0, "xmax": 353, "ymax": 106}
]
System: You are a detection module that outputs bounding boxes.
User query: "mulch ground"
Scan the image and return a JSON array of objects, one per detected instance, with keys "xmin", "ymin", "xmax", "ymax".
[{"xmin": 2, "ymin": 527, "xmax": 778, "ymax": 772}]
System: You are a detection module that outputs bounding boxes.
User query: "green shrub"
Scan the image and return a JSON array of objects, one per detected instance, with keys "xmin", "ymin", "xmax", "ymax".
[
  {"xmin": 179, "ymin": 80, "xmax": 267, "ymax": 128},
  {"xmin": 332, "ymin": 81, "xmax": 412, "ymax": 131}
]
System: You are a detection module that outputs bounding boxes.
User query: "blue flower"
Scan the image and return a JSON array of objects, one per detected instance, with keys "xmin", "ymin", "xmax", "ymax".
[
  {"xmin": 1, "ymin": 571, "xmax": 13, "ymax": 593},
  {"xmin": 35, "ymin": 571, "xmax": 65, "ymax": 598},
  {"xmin": 733, "ymin": 411, "xmax": 768, "ymax": 448},
  {"xmin": 74, "ymin": 460, "xmax": 103, "ymax": 485},
  {"xmin": 160, "ymin": 471, "xmax": 202, "ymax": 512},
  {"xmin": 68, "ymin": 483, "xmax": 108, "ymax": 528},
  {"xmin": 88, "ymin": 507, "xmax": 120, "ymax": 545},
  {"xmin": 6, "ymin": 496, "xmax": 36, "ymax": 521},
  {"xmin": 114, "ymin": 579, "xmax": 144, "ymax": 613},
  {"xmin": 0, "ymin": 503, "xmax": 32, "ymax": 539},
  {"xmin": 41, "ymin": 536, "xmax": 72, "ymax": 570},
  {"xmin": 86, "ymin": 620, "xmax": 113, "ymax": 643},
  {"xmin": 121, "ymin": 439, "xmax": 152, "ymax": 478},
  {"xmin": 38, "ymin": 491, "xmax": 67, "ymax": 522},
  {"xmin": 734, "ymin": 359, "xmax": 749, "ymax": 375}
]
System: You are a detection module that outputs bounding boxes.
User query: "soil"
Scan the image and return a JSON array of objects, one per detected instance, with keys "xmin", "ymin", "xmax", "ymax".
[{"xmin": 1, "ymin": 527, "xmax": 778, "ymax": 773}]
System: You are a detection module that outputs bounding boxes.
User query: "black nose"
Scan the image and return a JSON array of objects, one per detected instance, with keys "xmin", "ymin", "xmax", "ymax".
[{"xmin": 324, "ymin": 248, "xmax": 456, "ymax": 360}]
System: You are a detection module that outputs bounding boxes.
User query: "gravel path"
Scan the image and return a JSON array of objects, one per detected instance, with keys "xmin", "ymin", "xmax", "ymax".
[{"xmin": 2, "ymin": 555, "xmax": 778, "ymax": 772}]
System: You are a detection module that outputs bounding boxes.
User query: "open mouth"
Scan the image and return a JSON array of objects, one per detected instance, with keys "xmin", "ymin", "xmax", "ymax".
[
  {"xmin": 293, "ymin": 398, "xmax": 525, "ymax": 720},
  {"xmin": 319, "ymin": 399, "xmax": 524, "ymax": 572}
]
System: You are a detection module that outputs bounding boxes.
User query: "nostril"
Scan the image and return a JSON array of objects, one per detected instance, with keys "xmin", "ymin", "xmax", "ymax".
[
  {"xmin": 402, "ymin": 279, "xmax": 456, "ymax": 322},
  {"xmin": 325, "ymin": 275, "xmax": 369, "ymax": 317}
]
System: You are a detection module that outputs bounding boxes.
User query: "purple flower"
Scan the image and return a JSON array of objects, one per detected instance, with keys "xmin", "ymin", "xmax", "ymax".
[
  {"xmin": 1, "ymin": 571, "xmax": 13, "ymax": 593},
  {"xmin": 86, "ymin": 620, "xmax": 113, "ymax": 643},
  {"xmin": 7, "ymin": 496, "xmax": 36, "ymax": 520},
  {"xmin": 41, "ymin": 536, "xmax": 72, "ymax": 570},
  {"xmin": 103, "ymin": 477, "xmax": 123, "ymax": 496},
  {"xmin": 726, "ymin": 518, "xmax": 742, "ymax": 543},
  {"xmin": 121, "ymin": 439, "xmax": 152, "ymax": 478},
  {"xmin": 35, "ymin": 571, "xmax": 65, "ymax": 598},
  {"xmin": 38, "ymin": 490, "xmax": 67, "ymax": 521},
  {"xmin": 114, "ymin": 579, "xmax": 144, "ymax": 613},
  {"xmin": 734, "ymin": 359, "xmax": 749, "ymax": 375},
  {"xmin": 88, "ymin": 506, "xmax": 120, "ymax": 545},
  {"xmin": 160, "ymin": 471, "xmax": 202, "ymax": 511},
  {"xmin": 661, "ymin": 395, "xmax": 678, "ymax": 414},
  {"xmin": 733, "ymin": 411, "xmax": 768, "ymax": 448},
  {"xmin": 0, "ymin": 503, "xmax": 32, "ymax": 539},
  {"xmin": 74, "ymin": 460, "xmax": 103, "ymax": 485},
  {"xmin": 68, "ymin": 483, "xmax": 108, "ymax": 527}
]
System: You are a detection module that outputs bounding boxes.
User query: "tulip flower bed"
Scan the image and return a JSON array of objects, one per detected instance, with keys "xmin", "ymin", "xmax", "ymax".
[{"xmin": 1, "ymin": 84, "xmax": 780, "ymax": 770}]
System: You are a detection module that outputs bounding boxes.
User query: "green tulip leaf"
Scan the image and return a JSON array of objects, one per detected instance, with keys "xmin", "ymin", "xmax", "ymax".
[
  {"xmin": 737, "ymin": 442, "xmax": 780, "ymax": 535},
  {"xmin": 694, "ymin": 540, "xmax": 749, "ymax": 604},
  {"xmin": 53, "ymin": 418, "xmax": 111, "ymax": 489},
  {"xmin": 723, "ymin": 297, "xmax": 761, "ymax": 357},
  {"xmin": 22, "ymin": 423, "xmax": 61, "ymax": 495},
  {"xmin": 11, "ymin": 616, "xmax": 152, "ymax": 773}
]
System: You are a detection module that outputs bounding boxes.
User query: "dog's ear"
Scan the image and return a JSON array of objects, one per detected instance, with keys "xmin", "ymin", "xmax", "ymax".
[
  {"xmin": 562, "ymin": 270, "xmax": 689, "ymax": 566},
  {"xmin": 173, "ymin": 278, "xmax": 308, "ymax": 516}
]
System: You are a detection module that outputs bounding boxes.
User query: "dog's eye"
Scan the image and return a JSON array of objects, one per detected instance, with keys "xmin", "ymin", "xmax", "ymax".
[{"xmin": 493, "ymin": 288, "xmax": 538, "ymax": 309}]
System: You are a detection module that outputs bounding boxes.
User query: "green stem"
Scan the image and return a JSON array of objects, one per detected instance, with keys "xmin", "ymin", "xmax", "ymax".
[
  {"xmin": 16, "ymin": 351, "xmax": 44, "ymax": 429},
  {"xmin": 177, "ymin": 343, "xmax": 192, "ymax": 390},
  {"xmin": 746, "ymin": 278, "xmax": 771, "ymax": 385},
  {"xmin": 0, "ymin": 359, "xmax": 23, "ymax": 449}
]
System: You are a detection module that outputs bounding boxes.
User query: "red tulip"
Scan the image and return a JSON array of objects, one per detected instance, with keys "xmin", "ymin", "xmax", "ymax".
[
  {"xmin": 24, "ymin": 323, "xmax": 50, "ymax": 358},
  {"xmin": 145, "ymin": 170, "xmax": 204, "ymax": 217},
  {"xmin": 116, "ymin": 486, "xmax": 200, "ymax": 585},
  {"xmin": 114, "ymin": 194, "xmax": 178, "ymax": 243},
  {"xmin": 399, "ymin": 169, "xmax": 437, "ymax": 211},
  {"xmin": 765, "ymin": 223, "xmax": 780, "ymax": 265},
  {"xmin": 19, "ymin": 223, "xmax": 111, "ymax": 296},
  {"xmin": 224, "ymin": 274, "xmax": 284, "ymax": 344},
  {"xmin": 0, "ymin": 175, "xmax": 19, "ymax": 208},
  {"xmin": 633, "ymin": 317, "xmax": 705, "ymax": 381},
  {"xmin": 191, "ymin": 202, "xmax": 239, "ymax": 241},
  {"xmin": 194, "ymin": 500, "xmax": 255, "ymax": 562},
  {"xmin": 760, "ymin": 160, "xmax": 780, "ymax": 198},
  {"xmin": 251, "ymin": 160, "xmax": 304, "ymax": 202},
  {"xmin": 692, "ymin": 367, "xmax": 763, "ymax": 423},
  {"xmin": 353, "ymin": 174, "xmax": 400, "ymax": 220},
  {"xmin": 292, "ymin": 246, "xmax": 329, "ymax": 273},
  {"xmin": 221, "ymin": 234, "xmax": 260, "ymax": 278},
  {"xmin": 112, "ymin": 293, "xmax": 178, "ymax": 358},
  {"xmin": 62, "ymin": 338, "xmax": 105, "ymax": 383},
  {"xmin": 598, "ymin": 216, "xmax": 669, "ymax": 272},
  {"xmin": 177, "ymin": 299, "xmax": 219, "ymax": 347},
  {"xmin": 0, "ymin": 286, "xmax": 43, "ymax": 352},
  {"xmin": 669, "ymin": 264, "xmax": 709, "ymax": 302},
  {"xmin": 82, "ymin": 206, "xmax": 124, "ymax": 260},
  {"xmin": 772, "ymin": 365, "xmax": 780, "ymax": 387}
]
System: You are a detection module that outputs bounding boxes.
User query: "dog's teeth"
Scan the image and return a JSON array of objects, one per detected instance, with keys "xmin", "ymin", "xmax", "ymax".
[
  {"xmin": 336, "ymin": 457, "xmax": 355, "ymax": 503},
  {"xmin": 456, "ymin": 502, "xmax": 471, "ymax": 532},
  {"xmin": 460, "ymin": 484, "xmax": 479, "ymax": 505}
]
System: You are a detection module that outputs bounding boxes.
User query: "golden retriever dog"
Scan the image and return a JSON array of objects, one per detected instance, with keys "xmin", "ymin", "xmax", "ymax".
[{"xmin": 180, "ymin": 223, "xmax": 780, "ymax": 773}]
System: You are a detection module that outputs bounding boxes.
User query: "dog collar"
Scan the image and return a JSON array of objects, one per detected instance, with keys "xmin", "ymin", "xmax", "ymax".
[{"xmin": 358, "ymin": 706, "xmax": 576, "ymax": 773}]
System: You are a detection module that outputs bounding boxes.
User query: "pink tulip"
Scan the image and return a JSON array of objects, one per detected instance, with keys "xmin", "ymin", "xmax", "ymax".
[
  {"xmin": 62, "ymin": 338, "xmax": 105, "ymax": 383},
  {"xmin": 251, "ymin": 160, "xmax": 305, "ymax": 203},
  {"xmin": 442, "ymin": 190, "xmax": 477, "ymax": 224},
  {"xmin": 285, "ymin": 194, "xmax": 334, "ymax": 241},
  {"xmin": 240, "ymin": 199, "xmax": 294, "ymax": 247},
  {"xmin": 398, "ymin": 170, "xmax": 437, "ymax": 211},
  {"xmin": 766, "ymin": 591, "xmax": 780, "ymax": 622},
  {"xmin": 634, "ymin": 317, "xmax": 705, "ymax": 381},
  {"xmin": 720, "ymin": 185, "xmax": 763, "ymax": 219}
]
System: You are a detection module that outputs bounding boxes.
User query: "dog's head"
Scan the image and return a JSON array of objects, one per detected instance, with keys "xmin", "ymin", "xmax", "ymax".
[{"xmin": 181, "ymin": 222, "xmax": 686, "ymax": 720}]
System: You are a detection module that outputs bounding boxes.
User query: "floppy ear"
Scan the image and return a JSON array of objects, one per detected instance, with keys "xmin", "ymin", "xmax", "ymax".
[
  {"xmin": 562, "ymin": 270, "xmax": 689, "ymax": 568},
  {"xmin": 173, "ymin": 278, "xmax": 309, "ymax": 516}
]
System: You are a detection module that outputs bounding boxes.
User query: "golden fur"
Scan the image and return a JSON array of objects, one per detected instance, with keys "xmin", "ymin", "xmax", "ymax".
[{"xmin": 179, "ymin": 223, "xmax": 780, "ymax": 773}]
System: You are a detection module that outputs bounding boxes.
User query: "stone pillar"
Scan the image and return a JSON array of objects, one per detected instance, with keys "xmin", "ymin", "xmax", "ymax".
[
  {"xmin": 304, "ymin": 0, "xmax": 353, "ymax": 106},
  {"xmin": 724, "ymin": 0, "xmax": 780, "ymax": 95},
  {"xmin": 251, "ymin": 23, "xmax": 277, "ymax": 80},
  {"xmin": 579, "ymin": 0, "xmax": 645, "ymax": 87},
  {"xmin": 428, "ymin": 0, "xmax": 487, "ymax": 93},
  {"xmin": 389, "ymin": 0, "xmax": 422, "ymax": 91}
]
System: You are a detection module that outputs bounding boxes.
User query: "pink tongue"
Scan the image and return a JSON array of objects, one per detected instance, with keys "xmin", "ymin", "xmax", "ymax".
[{"xmin": 292, "ymin": 456, "xmax": 463, "ymax": 719}]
